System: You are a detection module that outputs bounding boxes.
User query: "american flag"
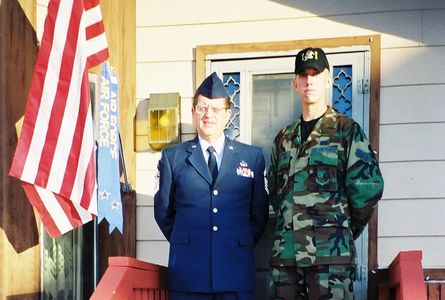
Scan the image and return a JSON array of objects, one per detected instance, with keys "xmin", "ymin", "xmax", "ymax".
[{"xmin": 9, "ymin": 0, "xmax": 108, "ymax": 237}]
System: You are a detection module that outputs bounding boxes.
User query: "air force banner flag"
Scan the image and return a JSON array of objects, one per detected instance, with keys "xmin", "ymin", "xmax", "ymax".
[{"xmin": 97, "ymin": 62, "xmax": 123, "ymax": 233}]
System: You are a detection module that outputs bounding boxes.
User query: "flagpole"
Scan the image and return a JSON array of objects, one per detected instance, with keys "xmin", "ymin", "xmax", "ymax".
[{"xmin": 119, "ymin": 133, "xmax": 131, "ymax": 192}]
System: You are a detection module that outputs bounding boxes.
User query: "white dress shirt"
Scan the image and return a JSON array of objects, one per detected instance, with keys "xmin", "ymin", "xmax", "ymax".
[{"xmin": 198, "ymin": 134, "xmax": 225, "ymax": 170}]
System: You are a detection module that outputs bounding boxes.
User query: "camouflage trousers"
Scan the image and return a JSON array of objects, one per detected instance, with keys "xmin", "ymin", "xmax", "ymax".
[{"xmin": 268, "ymin": 264, "xmax": 355, "ymax": 300}]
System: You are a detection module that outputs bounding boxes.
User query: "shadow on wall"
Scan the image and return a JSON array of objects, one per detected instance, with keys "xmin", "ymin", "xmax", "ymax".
[
  {"xmin": 0, "ymin": 0, "xmax": 39, "ymax": 253},
  {"xmin": 271, "ymin": 0, "xmax": 443, "ymax": 44}
]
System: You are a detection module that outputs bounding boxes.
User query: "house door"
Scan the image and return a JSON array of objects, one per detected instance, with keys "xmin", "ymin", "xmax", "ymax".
[{"xmin": 210, "ymin": 47, "xmax": 371, "ymax": 299}]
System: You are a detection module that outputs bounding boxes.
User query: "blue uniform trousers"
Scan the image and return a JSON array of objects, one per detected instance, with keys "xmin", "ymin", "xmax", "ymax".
[{"xmin": 170, "ymin": 291, "xmax": 253, "ymax": 300}]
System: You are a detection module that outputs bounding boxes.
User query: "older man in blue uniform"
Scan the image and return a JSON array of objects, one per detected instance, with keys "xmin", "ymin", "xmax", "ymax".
[{"xmin": 154, "ymin": 72, "xmax": 269, "ymax": 300}]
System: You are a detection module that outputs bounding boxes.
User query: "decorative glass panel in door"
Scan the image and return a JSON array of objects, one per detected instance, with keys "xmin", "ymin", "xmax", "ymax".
[{"xmin": 251, "ymin": 73, "xmax": 299, "ymax": 170}]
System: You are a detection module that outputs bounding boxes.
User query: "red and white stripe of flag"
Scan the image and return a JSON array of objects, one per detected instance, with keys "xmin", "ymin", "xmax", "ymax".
[{"xmin": 10, "ymin": 0, "xmax": 108, "ymax": 237}]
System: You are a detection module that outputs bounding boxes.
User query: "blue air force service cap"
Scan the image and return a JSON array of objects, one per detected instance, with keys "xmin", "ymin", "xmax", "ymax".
[
  {"xmin": 197, "ymin": 72, "xmax": 229, "ymax": 99},
  {"xmin": 294, "ymin": 47, "xmax": 330, "ymax": 74}
]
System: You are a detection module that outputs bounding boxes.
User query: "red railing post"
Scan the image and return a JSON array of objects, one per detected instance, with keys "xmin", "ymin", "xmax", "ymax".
[{"xmin": 388, "ymin": 250, "xmax": 427, "ymax": 300}]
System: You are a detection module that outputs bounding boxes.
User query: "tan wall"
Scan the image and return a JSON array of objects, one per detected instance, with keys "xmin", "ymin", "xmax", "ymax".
[
  {"xmin": 100, "ymin": 0, "xmax": 136, "ymax": 188},
  {"xmin": 0, "ymin": 0, "xmax": 41, "ymax": 298}
]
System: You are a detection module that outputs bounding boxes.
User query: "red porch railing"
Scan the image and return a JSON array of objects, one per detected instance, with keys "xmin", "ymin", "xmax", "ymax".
[
  {"xmin": 426, "ymin": 281, "xmax": 445, "ymax": 300},
  {"xmin": 387, "ymin": 250, "xmax": 427, "ymax": 300},
  {"xmin": 90, "ymin": 256, "xmax": 168, "ymax": 300},
  {"xmin": 379, "ymin": 250, "xmax": 428, "ymax": 300},
  {"xmin": 94, "ymin": 252, "xmax": 443, "ymax": 300}
]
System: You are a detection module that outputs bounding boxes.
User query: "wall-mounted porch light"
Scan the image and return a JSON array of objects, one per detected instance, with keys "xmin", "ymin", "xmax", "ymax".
[{"xmin": 134, "ymin": 93, "xmax": 181, "ymax": 152}]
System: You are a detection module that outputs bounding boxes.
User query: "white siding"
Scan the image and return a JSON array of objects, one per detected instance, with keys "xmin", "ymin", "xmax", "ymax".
[
  {"xmin": 136, "ymin": 10, "xmax": 423, "ymax": 63},
  {"xmin": 136, "ymin": 1, "xmax": 442, "ymax": 27},
  {"xmin": 379, "ymin": 199, "xmax": 445, "ymax": 237},
  {"xmin": 381, "ymin": 47, "xmax": 445, "ymax": 86},
  {"xmin": 380, "ymin": 85, "xmax": 445, "ymax": 124},
  {"xmin": 136, "ymin": 61, "xmax": 194, "ymax": 98},
  {"xmin": 137, "ymin": 240, "xmax": 169, "ymax": 266},
  {"xmin": 135, "ymin": 0, "xmax": 445, "ymax": 269},
  {"xmin": 379, "ymin": 237, "xmax": 445, "ymax": 268},
  {"xmin": 380, "ymin": 124, "xmax": 445, "ymax": 161},
  {"xmin": 380, "ymin": 162, "xmax": 445, "ymax": 200}
]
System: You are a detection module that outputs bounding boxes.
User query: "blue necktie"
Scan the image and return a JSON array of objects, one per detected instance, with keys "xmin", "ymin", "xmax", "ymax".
[{"xmin": 207, "ymin": 146, "xmax": 218, "ymax": 184}]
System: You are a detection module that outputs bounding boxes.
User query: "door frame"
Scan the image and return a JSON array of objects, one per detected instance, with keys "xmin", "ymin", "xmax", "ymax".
[{"xmin": 196, "ymin": 35, "xmax": 382, "ymax": 300}]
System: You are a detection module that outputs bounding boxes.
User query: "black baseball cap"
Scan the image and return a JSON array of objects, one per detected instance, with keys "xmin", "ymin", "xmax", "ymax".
[{"xmin": 294, "ymin": 47, "xmax": 330, "ymax": 74}]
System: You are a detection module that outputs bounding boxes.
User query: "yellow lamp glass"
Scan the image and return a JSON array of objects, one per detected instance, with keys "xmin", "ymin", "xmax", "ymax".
[{"xmin": 147, "ymin": 93, "xmax": 180, "ymax": 150}]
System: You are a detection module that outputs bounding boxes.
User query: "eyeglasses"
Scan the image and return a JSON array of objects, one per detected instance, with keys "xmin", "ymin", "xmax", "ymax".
[{"xmin": 195, "ymin": 103, "xmax": 229, "ymax": 114}]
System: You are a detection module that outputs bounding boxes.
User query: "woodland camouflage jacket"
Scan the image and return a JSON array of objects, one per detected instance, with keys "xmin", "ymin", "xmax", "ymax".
[{"xmin": 268, "ymin": 107, "xmax": 384, "ymax": 267}]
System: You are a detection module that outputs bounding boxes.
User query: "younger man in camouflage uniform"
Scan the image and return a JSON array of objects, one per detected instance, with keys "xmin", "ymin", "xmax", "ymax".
[{"xmin": 268, "ymin": 47, "xmax": 384, "ymax": 299}]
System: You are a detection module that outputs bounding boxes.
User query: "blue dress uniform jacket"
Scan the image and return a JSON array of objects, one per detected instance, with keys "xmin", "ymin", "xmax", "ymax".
[{"xmin": 154, "ymin": 136, "xmax": 269, "ymax": 293}]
